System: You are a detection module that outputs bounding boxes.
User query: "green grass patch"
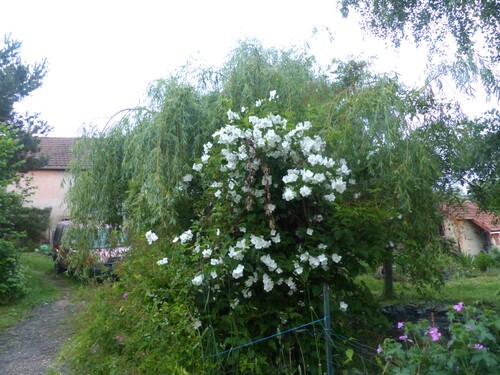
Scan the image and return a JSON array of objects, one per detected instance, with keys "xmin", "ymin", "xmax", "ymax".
[
  {"xmin": 357, "ymin": 267, "xmax": 500, "ymax": 309},
  {"xmin": 0, "ymin": 252, "xmax": 80, "ymax": 331}
]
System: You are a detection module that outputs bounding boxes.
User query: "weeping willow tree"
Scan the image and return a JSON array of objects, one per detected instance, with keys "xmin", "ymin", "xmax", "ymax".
[
  {"xmin": 322, "ymin": 59, "xmax": 459, "ymax": 297},
  {"xmin": 66, "ymin": 40, "xmax": 331, "ymax": 235}
]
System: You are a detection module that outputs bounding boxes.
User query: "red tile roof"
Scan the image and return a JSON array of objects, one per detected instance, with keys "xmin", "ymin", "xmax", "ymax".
[
  {"xmin": 443, "ymin": 201, "xmax": 500, "ymax": 233},
  {"xmin": 37, "ymin": 137, "xmax": 76, "ymax": 170}
]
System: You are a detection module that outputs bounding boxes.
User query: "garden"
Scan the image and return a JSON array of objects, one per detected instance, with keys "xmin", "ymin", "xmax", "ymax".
[{"xmin": 49, "ymin": 41, "xmax": 500, "ymax": 374}]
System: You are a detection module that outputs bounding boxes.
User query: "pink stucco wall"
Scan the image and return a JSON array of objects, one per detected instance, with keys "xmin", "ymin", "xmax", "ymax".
[{"xmin": 21, "ymin": 170, "xmax": 72, "ymax": 240}]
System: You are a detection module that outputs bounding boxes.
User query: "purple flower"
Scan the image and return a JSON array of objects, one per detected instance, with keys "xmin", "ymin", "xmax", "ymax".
[
  {"xmin": 397, "ymin": 322, "xmax": 404, "ymax": 329},
  {"xmin": 429, "ymin": 327, "xmax": 441, "ymax": 342},
  {"xmin": 399, "ymin": 335, "xmax": 408, "ymax": 341},
  {"xmin": 474, "ymin": 343, "xmax": 485, "ymax": 350},
  {"xmin": 122, "ymin": 293, "xmax": 128, "ymax": 299},
  {"xmin": 377, "ymin": 346, "xmax": 383, "ymax": 354},
  {"xmin": 453, "ymin": 302, "xmax": 464, "ymax": 312}
]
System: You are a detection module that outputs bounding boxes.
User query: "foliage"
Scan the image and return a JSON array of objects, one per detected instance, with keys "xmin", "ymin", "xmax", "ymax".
[
  {"xmin": 164, "ymin": 93, "xmax": 389, "ymax": 373},
  {"xmin": 0, "ymin": 239, "xmax": 26, "ymax": 304},
  {"xmin": 11, "ymin": 206, "xmax": 51, "ymax": 250},
  {"xmin": 0, "ymin": 124, "xmax": 27, "ymax": 302},
  {"xmin": 0, "ymin": 34, "xmax": 50, "ymax": 171},
  {"xmin": 377, "ymin": 303, "xmax": 500, "ymax": 374},
  {"xmin": 61, "ymin": 244, "xmax": 216, "ymax": 375},
  {"xmin": 64, "ymin": 41, "xmax": 480, "ymax": 373},
  {"xmin": 0, "ymin": 252, "xmax": 65, "ymax": 330},
  {"xmin": 474, "ymin": 253, "xmax": 493, "ymax": 273},
  {"xmin": 338, "ymin": 0, "xmax": 500, "ymax": 100}
]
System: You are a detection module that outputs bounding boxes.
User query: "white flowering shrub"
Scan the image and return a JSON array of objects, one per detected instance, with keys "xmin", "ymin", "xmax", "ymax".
[
  {"xmin": 156, "ymin": 92, "xmax": 386, "ymax": 372},
  {"xmin": 175, "ymin": 92, "xmax": 355, "ymax": 304}
]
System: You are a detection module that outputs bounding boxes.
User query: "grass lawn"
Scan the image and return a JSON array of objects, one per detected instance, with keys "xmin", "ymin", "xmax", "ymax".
[
  {"xmin": 357, "ymin": 267, "xmax": 500, "ymax": 310},
  {"xmin": 0, "ymin": 252, "xmax": 81, "ymax": 331}
]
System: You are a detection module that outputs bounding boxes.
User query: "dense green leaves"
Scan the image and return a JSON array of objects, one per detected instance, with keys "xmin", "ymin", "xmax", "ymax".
[
  {"xmin": 338, "ymin": 0, "xmax": 500, "ymax": 99},
  {"xmin": 0, "ymin": 34, "xmax": 50, "ymax": 171}
]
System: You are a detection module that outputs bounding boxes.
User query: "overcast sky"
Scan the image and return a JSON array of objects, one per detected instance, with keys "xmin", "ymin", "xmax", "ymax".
[{"xmin": 1, "ymin": 0, "xmax": 495, "ymax": 137}]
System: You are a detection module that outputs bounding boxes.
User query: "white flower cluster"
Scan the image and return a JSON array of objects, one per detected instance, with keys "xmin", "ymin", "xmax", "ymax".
[{"xmin": 176, "ymin": 92, "xmax": 350, "ymax": 303}]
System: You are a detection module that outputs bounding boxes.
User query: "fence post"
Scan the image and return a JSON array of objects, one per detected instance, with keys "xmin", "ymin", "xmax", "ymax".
[{"xmin": 323, "ymin": 282, "xmax": 334, "ymax": 375}]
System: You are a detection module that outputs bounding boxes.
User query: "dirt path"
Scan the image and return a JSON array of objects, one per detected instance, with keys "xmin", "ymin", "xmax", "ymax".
[{"xmin": 0, "ymin": 276, "xmax": 78, "ymax": 375}]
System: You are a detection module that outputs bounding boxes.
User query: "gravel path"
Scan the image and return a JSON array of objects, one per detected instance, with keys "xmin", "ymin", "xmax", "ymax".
[{"xmin": 0, "ymin": 276, "xmax": 77, "ymax": 375}]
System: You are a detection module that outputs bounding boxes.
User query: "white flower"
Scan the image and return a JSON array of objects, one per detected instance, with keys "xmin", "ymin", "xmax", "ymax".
[
  {"xmin": 269, "ymin": 90, "xmax": 277, "ymax": 101},
  {"xmin": 339, "ymin": 301, "xmax": 348, "ymax": 312},
  {"xmin": 179, "ymin": 229, "xmax": 193, "ymax": 244},
  {"xmin": 230, "ymin": 298, "xmax": 240, "ymax": 309},
  {"xmin": 191, "ymin": 274, "xmax": 204, "ymax": 286},
  {"xmin": 318, "ymin": 243, "xmax": 327, "ymax": 250},
  {"xmin": 202, "ymin": 248, "xmax": 212, "ymax": 258},
  {"xmin": 324, "ymin": 193, "xmax": 336, "ymax": 202},
  {"xmin": 183, "ymin": 174, "xmax": 193, "ymax": 182},
  {"xmin": 227, "ymin": 109, "xmax": 240, "ymax": 122},
  {"xmin": 210, "ymin": 271, "xmax": 218, "ymax": 279},
  {"xmin": 299, "ymin": 185, "xmax": 312, "ymax": 197},
  {"xmin": 201, "ymin": 154, "xmax": 210, "ymax": 163},
  {"xmin": 146, "ymin": 230, "xmax": 158, "ymax": 245},
  {"xmin": 256, "ymin": 99, "xmax": 262, "ymax": 107},
  {"xmin": 306, "ymin": 228, "xmax": 314, "ymax": 236},
  {"xmin": 263, "ymin": 273, "xmax": 274, "ymax": 292},
  {"xmin": 193, "ymin": 319, "xmax": 202, "ymax": 330},
  {"xmin": 332, "ymin": 178, "xmax": 347, "ymax": 194},
  {"xmin": 156, "ymin": 257, "xmax": 168, "ymax": 266},
  {"xmin": 210, "ymin": 258, "xmax": 222, "ymax": 266},
  {"xmin": 266, "ymin": 203, "xmax": 276, "ymax": 213},
  {"xmin": 232, "ymin": 264, "xmax": 244, "ymax": 279},
  {"xmin": 313, "ymin": 214, "xmax": 324, "ymax": 222},
  {"xmin": 193, "ymin": 163, "xmax": 203, "ymax": 171},
  {"xmin": 271, "ymin": 232, "xmax": 281, "ymax": 243},
  {"xmin": 260, "ymin": 254, "xmax": 278, "ymax": 271},
  {"xmin": 228, "ymin": 246, "xmax": 244, "ymax": 260},
  {"xmin": 214, "ymin": 190, "xmax": 222, "ymax": 198},
  {"xmin": 283, "ymin": 187, "xmax": 296, "ymax": 201},
  {"xmin": 241, "ymin": 106, "xmax": 246, "ymax": 113},
  {"xmin": 250, "ymin": 234, "xmax": 272, "ymax": 249},
  {"xmin": 216, "ymin": 228, "xmax": 220, "ymax": 236},
  {"xmin": 331, "ymin": 253, "xmax": 342, "ymax": 263},
  {"xmin": 239, "ymin": 227, "xmax": 246, "ymax": 233}
]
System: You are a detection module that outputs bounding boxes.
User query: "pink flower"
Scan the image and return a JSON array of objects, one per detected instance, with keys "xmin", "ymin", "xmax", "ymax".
[
  {"xmin": 397, "ymin": 322, "xmax": 404, "ymax": 329},
  {"xmin": 115, "ymin": 335, "xmax": 124, "ymax": 343},
  {"xmin": 399, "ymin": 335, "xmax": 408, "ymax": 341},
  {"xmin": 474, "ymin": 343, "xmax": 485, "ymax": 350},
  {"xmin": 429, "ymin": 327, "xmax": 441, "ymax": 342},
  {"xmin": 377, "ymin": 346, "xmax": 383, "ymax": 354},
  {"xmin": 122, "ymin": 293, "xmax": 128, "ymax": 299},
  {"xmin": 453, "ymin": 302, "xmax": 464, "ymax": 312}
]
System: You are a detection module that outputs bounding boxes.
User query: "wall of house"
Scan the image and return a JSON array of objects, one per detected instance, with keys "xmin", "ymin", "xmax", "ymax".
[
  {"xmin": 442, "ymin": 217, "xmax": 488, "ymax": 255},
  {"xmin": 456, "ymin": 221, "xmax": 488, "ymax": 255},
  {"xmin": 22, "ymin": 170, "xmax": 72, "ymax": 240}
]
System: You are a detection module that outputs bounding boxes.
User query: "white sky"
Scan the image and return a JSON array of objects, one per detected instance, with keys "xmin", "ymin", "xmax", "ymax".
[{"xmin": 1, "ymin": 0, "xmax": 496, "ymax": 137}]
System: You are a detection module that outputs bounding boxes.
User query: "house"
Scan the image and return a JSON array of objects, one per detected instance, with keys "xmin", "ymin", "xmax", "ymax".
[
  {"xmin": 442, "ymin": 201, "xmax": 500, "ymax": 255},
  {"xmin": 22, "ymin": 137, "xmax": 76, "ymax": 239}
]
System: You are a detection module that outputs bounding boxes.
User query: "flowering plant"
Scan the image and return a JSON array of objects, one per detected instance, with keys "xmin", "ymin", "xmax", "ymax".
[
  {"xmin": 377, "ymin": 303, "xmax": 500, "ymax": 374},
  {"xmin": 170, "ymin": 92, "xmax": 356, "ymax": 306}
]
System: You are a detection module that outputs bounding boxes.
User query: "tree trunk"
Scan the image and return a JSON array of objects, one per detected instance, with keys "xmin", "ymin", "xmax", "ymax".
[{"xmin": 383, "ymin": 249, "xmax": 395, "ymax": 299}]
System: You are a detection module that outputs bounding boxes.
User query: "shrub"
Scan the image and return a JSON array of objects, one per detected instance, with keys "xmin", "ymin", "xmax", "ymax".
[
  {"xmin": 474, "ymin": 252, "xmax": 493, "ymax": 272},
  {"xmin": 0, "ymin": 239, "xmax": 27, "ymax": 304}
]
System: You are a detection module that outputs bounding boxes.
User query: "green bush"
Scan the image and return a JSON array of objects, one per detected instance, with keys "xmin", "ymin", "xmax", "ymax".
[
  {"xmin": 0, "ymin": 239, "xmax": 27, "ymax": 304},
  {"xmin": 12, "ymin": 206, "xmax": 51, "ymax": 251},
  {"xmin": 474, "ymin": 252, "xmax": 493, "ymax": 272}
]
